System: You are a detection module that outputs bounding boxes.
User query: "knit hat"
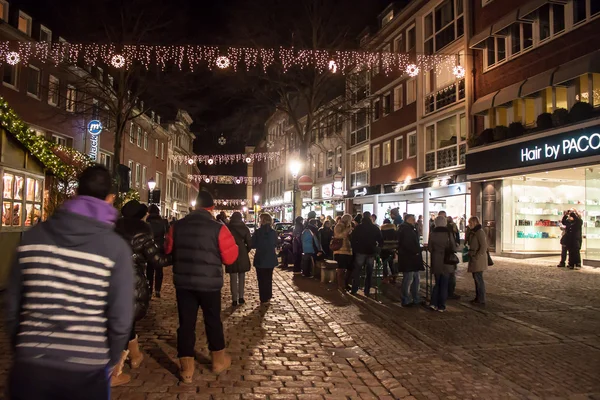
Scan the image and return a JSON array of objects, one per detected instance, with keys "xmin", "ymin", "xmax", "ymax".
[
  {"xmin": 121, "ymin": 200, "xmax": 148, "ymax": 220},
  {"xmin": 434, "ymin": 215, "xmax": 448, "ymax": 228},
  {"xmin": 196, "ymin": 190, "xmax": 214, "ymax": 209}
]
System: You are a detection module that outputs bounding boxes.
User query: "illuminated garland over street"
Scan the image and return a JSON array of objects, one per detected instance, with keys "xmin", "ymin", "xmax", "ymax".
[
  {"xmin": 214, "ymin": 199, "xmax": 250, "ymax": 206},
  {"xmin": 0, "ymin": 42, "xmax": 460, "ymax": 76},
  {"xmin": 173, "ymin": 151, "xmax": 280, "ymax": 165},
  {"xmin": 188, "ymin": 174, "xmax": 262, "ymax": 185}
]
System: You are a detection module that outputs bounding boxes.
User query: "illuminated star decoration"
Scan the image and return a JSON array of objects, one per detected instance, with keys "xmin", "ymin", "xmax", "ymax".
[
  {"xmin": 111, "ymin": 54, "xmax": 126, "ymax": 68},
  {"xmin": 215, "ymin": 56, "xmax": 231, "ymax": 69},
  {"xmin": 218, "ymin": 134, "xmax": 226, "ymax": 146},
  {"xmin": 6, "ymin": 51, "xmax": 20, "ymax": 65},
  {"xmin": 406, "ymin": 64, "xmax": 419, "ymax": 77},
  {"xmin": 453, "ymin": 65, "xmax": 466, "ymax": 79}
]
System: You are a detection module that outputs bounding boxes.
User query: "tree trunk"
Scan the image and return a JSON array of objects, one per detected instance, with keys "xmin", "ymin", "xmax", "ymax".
[{"xmin": 111, "ymin": 70, "xmax": 126, "ymax": 183}]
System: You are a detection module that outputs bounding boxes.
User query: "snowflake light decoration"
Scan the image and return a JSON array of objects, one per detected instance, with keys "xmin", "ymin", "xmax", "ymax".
[
  {"xmin": 218, "ymin": 134, "xmax": 226, "ymax": 146},
  {"xmin": 111, "ymin": 54, "xmax": 126, "ymax": 68},
  {"xmin": 453, "ymin": 65, "xmax": 466, "ymax": 79},
  {"xmin": 328, "ymin": 60, "xmax": 338, "ymax": 74},
  {"xmin": 405, "ymin": 64, "xmax": 420, "ymax": 77},
  {"xmin": 215, "ymin": 56, "xmax": 231, "ymax": 69},
  {"xmin": 6, "ymin": 52, "xmax": 20, "ymax": 65}
]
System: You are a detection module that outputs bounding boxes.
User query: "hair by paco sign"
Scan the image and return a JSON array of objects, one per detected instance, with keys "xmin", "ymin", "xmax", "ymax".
[{"xmin": 466, "ymin": 125, "xmax": 600, "ymax": 176}]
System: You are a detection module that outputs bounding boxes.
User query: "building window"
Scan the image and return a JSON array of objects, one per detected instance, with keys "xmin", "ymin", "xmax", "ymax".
[
  {"xmin": 52, "ymin": 135, "xmax": 67, "ymax": 147},
  {"xmin": 143, "ymin": 132, "xmax": 148, "ymax": 150},
  {"xmin": 394, "ymin": 85, "xmax": 403, "ymax": 110},
  {"xmin": 326, "ymin": 150, "xmax": 334, "ymax": 176},
  {"xmin": 317, "ymin": 152, "xmax": 324, "ymax": 178},
  {"xmin": 155, "ymin": 139, "xmax": 159, "ymax": 157},
  {"xmin": 350, "ymin": 110, "xmax": 369, "ymax": 146},
  {"xmin": 485, "ymin": 36, "xmax": 506, "ymax": 68},
  {"xmin": 381, "ymin": 10, "xmax": 394, "ymax": 26},
  {"xmin": 3, "ymin": 64, "xmax": 18, "ymax": 88},
  {"xmin": 18, "ymin": 11, "xmax": 32, "ymax": 36},
  {"xmin": 66, "ymin": 85, "xmax": 76, "ymax": 112},
  {"xmin": 383, "ymin": 93, "xmax": 391, "ymax": 116},
  {"xmin": 393, "ymin": 34, "xmax": 403, "ymax": 53},
  {"xmin": 537, "ymin": 3, "xmax": 565, "ymax": 42},
  {"xmin": 424, "ymin": 113, "xmax": 467, "ymax": 172},
  {"xmin": 135, "ymin": 163, "xmax": 141, "ymax": 187},
  {"xmin": 92, "ymin": 98, "xmax": 100, "ymax": 119},
  {"xmin": 373, "ymin": 98, "xmax": 381, "ymax": 121},
  {"xmin": 394, "ymin": 137, "xmax": 404, "ymax": 162},
  {"xmin": 424, "ymin": 0, "xmax": 464, "ymax": 54},
  {"xmin": 406, "ymin": 78, "xmax": 416, "ymax": 104},
  {"xmin": 350, "ymin": 150, "xmax": 368, "ymax": 188},
  {"xmin": 127, "ymin": 160, "xmax": 133, "ymax": 186},
  {"xmin": 48, "ymin": 75, "xmax": 59, "ymax": 106},
  {"xmin": 406, "ymin": 25, "xmax": 416, "ymax": 52},
  {"xmin": 408, "ymin": 132, "xmax": 417, "ymax": 158},
  {"xmin": 156, "ymin": 172, "xmax": 163, "ymax": 190},
  {"xmin": 99, "ymin": 152, "xmax": 112, "ymax": 171},
  {"xmin": 372, "ymin": 144, "xmax": 380, "ymax": 169},
  {"xmin": 142, "ymin": 166, "xmax": 147, "ymax": 189},
  {"xmin": 336, "ymin": 146, "xmax": 342, "ymax": 172},
  {"xmin": 40, "ymin": 25, "xmax": 52, "ymax": 43},
  {"xmin": 425, "ymin": 52, "xmax": 466, "ymax": 114},
  {"xmin": 136, "ymin": 127, "xmax": 142, "ymax": 147},
  {"xmin": 161, "ymin": 142, "xmax": 165, "ymax": 160},
  {"xmin": 0, "ymin": 1, "xmax": 8, "ymax": 21},
  {"xmin": 2, "ymin": 173, "xmax": 43, "ymax": 228},
  {"xmin": 382, "ymin": 141, "xmax": 391, "ymax": 165}
]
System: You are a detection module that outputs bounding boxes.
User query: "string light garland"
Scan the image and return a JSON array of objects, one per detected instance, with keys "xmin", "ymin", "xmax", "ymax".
[
  {"xmin": 188, "ymin": 174, "xmax": 263, "ymax": 184},
  {"xmin": 214, "ymin": 199, "xmax": 249, "ymax": 206},
  {"xmin": 173, "ymin": 151, "xmax": 281, "ymax": 165},
  {"xmin": 0, "ymin": 41, "xmax": 461, "ymax": 76}
]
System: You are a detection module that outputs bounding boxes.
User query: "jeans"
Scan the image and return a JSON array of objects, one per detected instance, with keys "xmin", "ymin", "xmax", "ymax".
[
  {"xmin": 472, "ymin": 272, "xmax": 486, "ymax": 303},
  {"xmin": 256, "ymin": 268, "xmax": 274, "ymax": 303},
  {"xmin": 146, "ymin": 264, "xmax": 163, "ymax": 293},
  {"xmin": 176, "ymin": 289, "xmax": 225, "ymax": 357},
  {"xmin": 448, "ymin": 269, "xmax": 456, "ymax": 297},
  {"xmin": 352, "ymin": 253, "xmax": 374, "ymax": 295},
  {"xmin": 430, "ymin": 273, "xmax": 449, "ymax": 310},
  {"xmin": 401, "ymin": 271, "xmax": 421, "ymax": 305},
  {"xmin": 9, "ymin": 361, "xmax": 109, "ymax": 400},
  {"xmin": 381, "ymin": 252, "xmax": 395, "ymax": 277},
  {"xmin": 229, "ymin": 272, "xmax": 246, "ymax": 302}
]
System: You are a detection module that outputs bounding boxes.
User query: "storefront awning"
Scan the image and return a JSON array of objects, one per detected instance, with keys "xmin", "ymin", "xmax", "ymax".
[
  {"xmin": 553, "ymin": 50, "xmax": 600, "ymax": 85},
  {"xmin": 471, "ymin": 91, "xmax": 498, "ymax": 115},
  {"xmin": 518, "ymin": 0, "xmax": 548, "ymax": 20},
  {"xmin": 521, "ymin": 68, "xmax": 557, "ymax": 97},
  {"xmin": 492, "ymin": 9, "xmax": 519, "ymax": 34},
  {"xmin": 493, "ymin": 80, "xmax": 526, "ymax": 107},
  {"xmin": 469, "ymin": 26, "xmax": 491, "ymax": 49}
]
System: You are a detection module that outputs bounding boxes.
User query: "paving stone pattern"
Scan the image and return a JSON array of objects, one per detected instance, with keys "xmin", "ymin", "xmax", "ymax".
[{"xmin": 1, "ymin": 256, "xmax": 600, "ymax": 399}]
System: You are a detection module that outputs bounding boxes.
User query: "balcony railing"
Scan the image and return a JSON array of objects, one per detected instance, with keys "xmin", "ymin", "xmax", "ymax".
[{"xmin": 425, "ymin": 79, "xmax": 465, "ymax": 115}]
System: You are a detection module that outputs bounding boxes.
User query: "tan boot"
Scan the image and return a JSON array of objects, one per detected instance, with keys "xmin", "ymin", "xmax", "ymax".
[
  {"xmin": 110, "ymin": 350, "xmax": 131, "ymax": 387},
  {"xmin": 127, "ymin": 335, "xmax": 144, "ymax": 369},
  {"xmin": 179, "ymin": 357, "xmax": 195, "ymax": 384},
  {"xmin": 211, "ymin": 349, "xmax": 231, "ymax": 374}
]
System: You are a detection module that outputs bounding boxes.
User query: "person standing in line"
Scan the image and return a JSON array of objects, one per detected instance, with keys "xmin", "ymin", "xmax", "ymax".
[
  {"xmin": 437, "ymin": 211, "xmax": 461, "ymax": 300},
  {"xmin": 165, "ymin": 191, "xmax": 239, "ymax": 383},
  {"xmin": 397, "ymin": 214, "xmax": 423, "ymax": 306},
  {"xmin": 226, "ymin": 212, "xmax": 252, "ymax": 307},
  {"xmin": 390, "ymin": 208, "xmax": 403, "ymax": 227},
  {"xmin": 333, "ymin": 214, "xmax": 354, "ymax": 292},
  {"xmin": 467, "ymin": 216, "xmax": 488, "ymax": 305},
  {"xmin": 114, "ymin": 200, "xmax": 171, "ymax": 385},
  {"xmin": 416, "ymin": 215, "xmax": 424, "ymax": 239},
  {"xmin": 350, "ymin": 211, "xmax": 383, "ymax": 296},
  {"xmin": 252, "ymin": 213, "xmax": 279, "ymax": 304},
  {"xmin": 371, "ymin": 214, "xmax": 379, "ymax": 227},
  {"xmin": 318, "ymin": 220, "xmax": 334, "ymax": 259},
  {"xmin": 428, "ymin": 216, "xmax": 457, "ymax": 312},
  {"xmin": 301, "ymin": 219, "xmax": 323, "ymax": 277},
  {"xmin": 380, "ymin": 218, "xmax": 398, "ymax": 283},
  {"xmin": 5, "ymin": 165, "xmax": 134, "ymax": 399},
  {"xmin": 146, "ymin": 204, "xmax": 169, "ymax": 298},
  {"xmin": 292, "ymin": 216, "xmax": 304, "ymax": 276}
]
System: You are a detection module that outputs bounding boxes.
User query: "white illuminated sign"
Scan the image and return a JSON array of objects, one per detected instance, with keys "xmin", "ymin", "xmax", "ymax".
[
  {"xmin": 520, "ymin": 133, "xmax": 600, "ymax": 163},
  {"xmin": 322, "ymin": 184, "xmax": 333, "ymax": 198},
  {"xmin": 87, "ymin": 120, "xmax": 103, "ymax": 161}
]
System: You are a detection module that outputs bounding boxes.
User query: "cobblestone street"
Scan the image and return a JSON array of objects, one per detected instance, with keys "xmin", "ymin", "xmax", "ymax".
[{"xmin": 2, "ymin": 257, "xmax": 600, "ymax": 399}]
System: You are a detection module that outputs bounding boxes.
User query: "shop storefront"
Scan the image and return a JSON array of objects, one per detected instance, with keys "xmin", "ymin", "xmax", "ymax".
[{"xmin": 466, "ymin": 120, "xmax": 600, "ymax": 262}]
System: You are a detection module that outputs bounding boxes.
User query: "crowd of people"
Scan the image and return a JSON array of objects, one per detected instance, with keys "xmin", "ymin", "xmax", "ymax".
[{"xmin": 4, "ymin": 164, "xmax": 491, "ymax": 399}]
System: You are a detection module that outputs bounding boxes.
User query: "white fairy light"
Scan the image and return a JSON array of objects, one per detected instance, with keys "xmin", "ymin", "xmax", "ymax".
[
  {"xmin": 111, "ymin": 54, "xmax": 126, "ymax": 68},
  {"xmin": 235, "ymin": 179, "xmax": 241, "ymax": 184},
  {"xmin": 453, "ymin": 65, "xmax": 466, "ymax": 79},
  {"xmin": 215, "ymin": 56, "xmax": 230, "ymax": 69},
  {"xmin": 204, "ymin": 178, "xmax": 210, "ymax": 183},
  {"xmin": 245, "ymin": 157, "xmax": 252, "ymax": 163},
  {"xmin": 406, "ymin": 64, "xmax": 419, "ymax": 77},
  {"xmin": 207, "ymin": 158, "xmax": 214, "ymax": 165},
  {"xmin": 187, "ymin": 158, "xmax": 194, "ymax": 165},
  {"xmin": 6, "ymin": 52, "xmax": 20, "ymax": 65}
]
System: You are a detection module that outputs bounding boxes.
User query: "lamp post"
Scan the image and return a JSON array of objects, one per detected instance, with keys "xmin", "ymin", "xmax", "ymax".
[
  {"xmin": 253, "ymin": 194, "xmax": 259, "ymax": 225},
  {"xmin": 289, "ymin": 160, "xmax": 301, "ymax": 220},
  {"xmin": 147, "ymin": 178, "xmax": 157, "ymax": 204}
]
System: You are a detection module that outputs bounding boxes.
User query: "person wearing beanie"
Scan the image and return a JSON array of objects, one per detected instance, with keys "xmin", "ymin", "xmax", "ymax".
[
  {"xmin": 6, "ymin": 165, "xmax": 134, "ymax": 398},
  {"xmin": 428, "ymin": 215, "xmax": 458, "ymax": 312},
  {"xmin": 146, "ymin": 204, "xmax": 170, "ymax": 298},
  {"xmin": 165, "ymin": 189, "xmax": 239, "ymax": 383},
  {"xmin": 114, "ymin": 200, "xmax": 171, "ymax": 386}
]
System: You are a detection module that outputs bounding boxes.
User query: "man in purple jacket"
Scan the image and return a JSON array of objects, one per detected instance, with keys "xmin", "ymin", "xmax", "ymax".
[{"xmin": 5, "ymin": 165, "xmax": 134, "ymax": 400}]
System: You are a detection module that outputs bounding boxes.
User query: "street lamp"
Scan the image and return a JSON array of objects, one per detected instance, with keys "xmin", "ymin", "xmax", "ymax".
[
  {"xmin": 148, "ymin": 178, "xmax": 156, "ymax": 191},
  {"xmin": 253, "ymin": 194, "xmax": 259, "ymax": 224},
  {"xmin": 191, "ymin": 200, "xmax": 196, "ymax": 208},
  {"xmin": 289, "ymin": 160, "xmax": 302, "ymax": 220},
  {"xmin": 147, "ymin": 178, "xmax": 157, "ymax": 204}
]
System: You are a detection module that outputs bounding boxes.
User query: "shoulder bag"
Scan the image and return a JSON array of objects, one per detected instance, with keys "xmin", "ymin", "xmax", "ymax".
[
  {"xmin": 444, "ymin": 231, "xmax": 460, "ymax": 265},
  {"xmin": 330, "ymin": 237, "xmax": 343, "ymax": 251}
]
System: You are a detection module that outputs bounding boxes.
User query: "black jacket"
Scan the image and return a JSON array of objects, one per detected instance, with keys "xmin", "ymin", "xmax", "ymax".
[
  {"xmin": 318, "ymin": 227, "xmax": 334, "ymax": 256},
  {"xmin": 380, "ymin": 223, "xmax": 397, "ymax": 259},
  {"xmin": 397, "ymin": 222, "xmax": 423, "ymax": 272},
  {"xmin": 561, "ymin": 213, "xmax": 583, "ymax": 248},
  {"xmin": 351, "ymin": 222, "xmax": 383, "ymax": 255},
  {"xmin": 115, "ymin": 218, "xmax": 171, "ymax": 321},
  {"xmin": 147, "ymin": 214, "xmax": 169, "ymax": 250},
  {"xmin": 226, "ymin": 219, "xmax": 252, "ymax": 274}
]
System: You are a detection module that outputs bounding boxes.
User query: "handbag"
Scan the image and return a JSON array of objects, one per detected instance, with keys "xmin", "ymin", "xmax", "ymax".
[
  {"xmin": 487, "ymin": 250, "xmax": 494, "ymax": 266},
  {"xmin": 444, "ymin": 232, "xmax": 460, "ymax": 265},
  {"xmin": 330, "ymin": 237, "xmax": 343, "ymax": 252},
  {"xmin": 462, "ymin": 246, "xmax": 470, "ymax": 263}
]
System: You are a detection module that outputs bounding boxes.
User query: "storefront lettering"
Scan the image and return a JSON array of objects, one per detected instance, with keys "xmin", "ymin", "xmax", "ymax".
[{"xmin": 520, "ymin": 133, "xmax": 600, "ymax": 163}]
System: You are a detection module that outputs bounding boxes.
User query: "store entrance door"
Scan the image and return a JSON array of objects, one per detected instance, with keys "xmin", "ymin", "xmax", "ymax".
[{"xmin": 482, "ymin": 182, "xmax": 497, "ymax": 252}]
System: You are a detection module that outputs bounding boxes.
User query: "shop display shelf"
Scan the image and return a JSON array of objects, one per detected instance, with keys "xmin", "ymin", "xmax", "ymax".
[
  {"xmin": 515, "ymin": 201, "xmax": 582, "ymax": 205},
  {"xmin": 514, "ymin": 225, "xmax": 560, "ymax": 228},
  {"xmin": 515, "ymin": 213, "xmax": 562, "ymax": 216}
]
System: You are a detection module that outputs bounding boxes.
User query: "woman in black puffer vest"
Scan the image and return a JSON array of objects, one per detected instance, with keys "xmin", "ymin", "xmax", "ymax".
[{"xmin": 113, "ymin": 200, "xmax": 171, "ymax": 387}]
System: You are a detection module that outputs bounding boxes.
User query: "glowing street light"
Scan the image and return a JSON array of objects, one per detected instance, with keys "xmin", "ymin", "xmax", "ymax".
[{"xmin": 148, "ymin": 178, "xmax": 156, "ymax": 191}]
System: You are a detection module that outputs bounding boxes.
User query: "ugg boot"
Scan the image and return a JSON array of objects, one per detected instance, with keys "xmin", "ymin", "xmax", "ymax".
[
  {"xmin": 110, "ymin": 350, "xmax": 131, "ymax": 387},
  {"xmin": 336, "ymin": 269, "xmax": 346, "ymax": 291},
  {"xmin": 211, "ymin": 349, "xmax": 232, "ymax": 374},
  {"xmin": 179, "ymin": 357, "xmax": 195, "ymax": 384},
  {"xmin": 127, "ymin": 335, "xmax": 144, "ymax": 369}
]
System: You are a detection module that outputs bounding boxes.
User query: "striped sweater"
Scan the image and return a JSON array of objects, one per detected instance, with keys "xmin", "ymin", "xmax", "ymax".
[{"xmin": 6, "ymin": 198, "xmax": 134, "ymax": 371}]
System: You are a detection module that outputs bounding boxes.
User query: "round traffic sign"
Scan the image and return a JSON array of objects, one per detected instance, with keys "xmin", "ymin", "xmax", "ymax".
[{"xmin": 298, "ymin": 175, "xmax": 313, "ymax": 191}]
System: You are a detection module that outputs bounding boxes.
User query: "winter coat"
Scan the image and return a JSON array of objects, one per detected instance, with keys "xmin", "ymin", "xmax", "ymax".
[
  {"xmin": 226, "ymin": 219, "xmax": 252, "ymax": 274},
  {"xmin": 380, "ymin": 223, "xmax": 397, "ymax": 259},
  {"xmin": 302, "ymin": 226, "xmax": 322, "ymax": 254},
  {"xmin": 252, "ymin": 224, "xmax": 279, "ymax": 269},
  {"xmin": 561, "ymin": 213, "xmax": 583, "ymax": 249},
  {"xmin": 467, "ymin": 224, "xmax": 488, "ymax": 273},
  {"xmin": 318, "ymin": 227, "xmax": 334, "ymax": 256},
  {"xmin": 147, "ymin": 214, "xmax": 169, "ymax": 250},
  {"xmin": 428, "ymin": 226, "xmax": 457, "ymax": 275},
  {"xmin": 448, "ymin": 221, "xmax": 460, "ymax": 244},
  {"xmin": 351, "ymin": 221, "xmax": 383, "ymax": 255},
  {"xmin": 165, "ymin": 209, "xmax": 239, "ymax": 292},
  {"xmin": 115, "ymin": 218, "xmax": 172, "ymax": 321},
  {"xmin": 397, "ymin": 222, "xmax": 423, "ymax": 273},
  {"xmin": 332, "ymin": 223, "xmax": 352, "ymax": 256},
  {"xmin": 292, "ymin": 223, "xmax": 304, "ymax": 256}
]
